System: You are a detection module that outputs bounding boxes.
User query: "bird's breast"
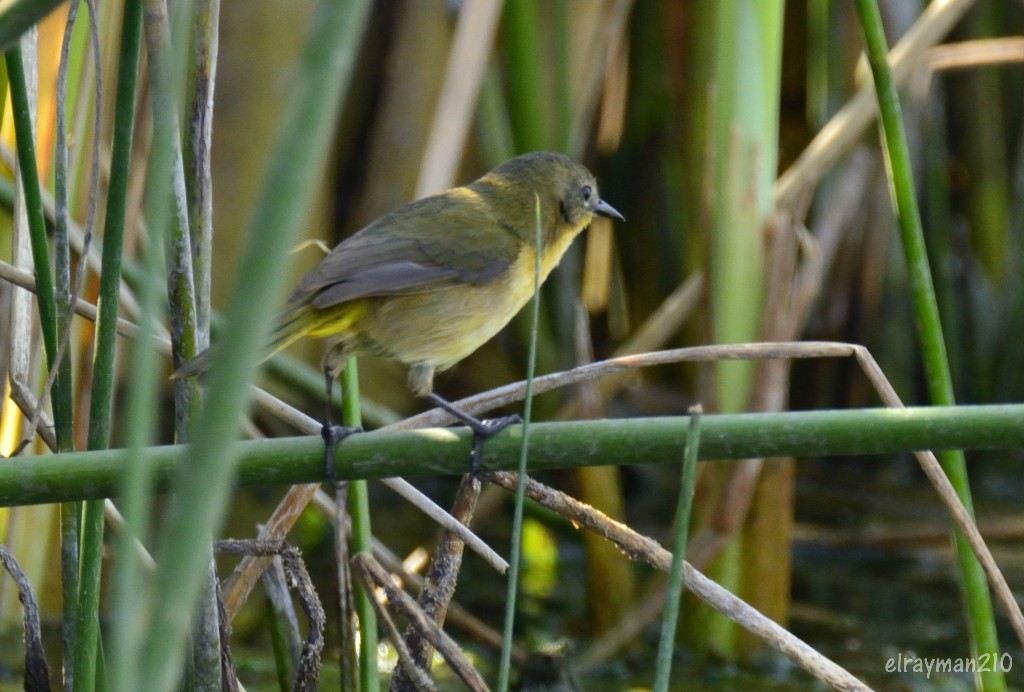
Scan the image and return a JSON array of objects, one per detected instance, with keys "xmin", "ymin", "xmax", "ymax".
[{"xmin": 343, "ymin": 223, "xmax": 587, "ymax": 371}]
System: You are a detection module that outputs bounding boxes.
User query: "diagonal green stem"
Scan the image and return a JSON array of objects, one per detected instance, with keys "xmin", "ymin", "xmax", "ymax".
[
  {"xmin": 853, "ymin": 2, "xmax": 1003, "ymax": 689},
  {"xmin": 5, "ymin": 45, "xmax": 58, "ymax": 368}
]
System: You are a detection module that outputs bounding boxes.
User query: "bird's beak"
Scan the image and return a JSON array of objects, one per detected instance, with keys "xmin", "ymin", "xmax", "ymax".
[{"xmin": 594, "ymin": 199, "xmax": 624, "ymax": 221}]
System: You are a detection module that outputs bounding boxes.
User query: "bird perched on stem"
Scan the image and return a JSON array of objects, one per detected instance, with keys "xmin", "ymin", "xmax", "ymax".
[{"xmin": 176, "ymin": 151, "xmax": 623, "ymax": 478}]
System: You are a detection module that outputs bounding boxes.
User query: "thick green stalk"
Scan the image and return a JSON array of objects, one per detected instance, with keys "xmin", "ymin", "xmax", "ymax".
[
  {"xmin": 502, "ymin": 0, "xmax": 547, "ymax": 153},
  {"xmin": 700, "ymin": 0, "xmax": 784, "ymax": 658},
  {"xmin": 708, "ymin": 0, "xmax": 781, "ymax": 410},
  {"xmin": 0, "ymin": 405, "xmax": 1022, "ymax": 503},
  {"xmin": 853, "ymin": 2, "xmax": 1003, "ymax": 689},
  {"xmin": 73, "ymin": 502, "xmax": 103, "ymax": 692}
]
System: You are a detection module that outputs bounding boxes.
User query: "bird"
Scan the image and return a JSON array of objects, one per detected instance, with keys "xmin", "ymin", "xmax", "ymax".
[{"xmin": 177, "ymin": 151, "xmax": 623, "ymax": 479}]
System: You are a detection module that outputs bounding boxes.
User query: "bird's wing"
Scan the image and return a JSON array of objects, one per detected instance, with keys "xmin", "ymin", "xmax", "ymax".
[{"xmin": 290, "ymin": 192, "xmax": 521, "ymax": 309}]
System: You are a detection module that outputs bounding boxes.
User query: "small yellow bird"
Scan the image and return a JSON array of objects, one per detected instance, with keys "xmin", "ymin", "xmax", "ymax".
[{"xmin": 178, "ymin": 151, "xmax": 622, "ymax": 473}]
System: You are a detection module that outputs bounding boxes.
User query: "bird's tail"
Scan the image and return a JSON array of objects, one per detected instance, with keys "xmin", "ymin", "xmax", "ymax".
[{"xmin": 171, "ymin": 302, "xmax": 314, "ymax": 380}]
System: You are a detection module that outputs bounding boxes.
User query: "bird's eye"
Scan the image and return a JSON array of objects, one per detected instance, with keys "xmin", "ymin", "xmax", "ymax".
[{"xmin": 582, "ymin": 185, "xmax": 592, "ymax": 201}]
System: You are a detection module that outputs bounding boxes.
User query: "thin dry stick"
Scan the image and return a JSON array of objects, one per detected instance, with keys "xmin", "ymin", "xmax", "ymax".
[
  {"xmin": 485, "ymin": 471, "xmax": 868, "ymax": 691},
  {"xmin": 925, "ymin": 36, "xmax": 1024, "ymax": 72},
  {"xmin": 217, "ymin": 539, "xmax": 325, "ymax": 690},
  {"xmin": 414, "ymin": 0, "xmax": 503, "ymax": 198},
  {"xmin": 396, "ymin": 341, "xmax": 863, "ymax": 429},
  {"xmin": 352, "ymin": 552, "xmax": 488, "ymax": 692},
  {"xmin": 852, "ymin": 345, "xmax": 1024, "ymax": 647},
  {"xmin": 5, "ymin": 379, "xmax": 57, "ymax": 451},
  {"xmin": 0, "ymin": 545, "xmax": 51, "ymax": 690},
  {"xmin": 333, "ymin": 486, "xmax": 359, "ymax": 692},
  {"xmin": 310, "ymin": 489, "xmax": 527, "ymax": 667},
  {"xmin": 391, "ymin": 473, "xmax": 483, "ymax": 690},
  {"xmin": 366, "ymin": 588, "xmax": 437, "ymax": 692}
]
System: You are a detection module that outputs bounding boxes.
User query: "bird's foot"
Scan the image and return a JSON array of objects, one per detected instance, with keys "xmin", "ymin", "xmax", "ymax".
[
  {"xmin": 423, "ymin": 393, "xmax": 521, "ymax": 474},
  {"xmin": 322, "ymin": 423, "xmax": 363, "ymax": 489},
  {"xmin": 469, "ymin": 414, "xmax": 522, "ymax": 474}
]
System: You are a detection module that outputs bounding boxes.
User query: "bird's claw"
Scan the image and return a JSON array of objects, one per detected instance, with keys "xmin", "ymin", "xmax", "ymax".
[
  {"xmin": 322, "ymin": 424, "xmax": 362, "ymax": 489},
  {"xmin": 470, "ymin": 414, "xmax": 522, "ymax": 475}
]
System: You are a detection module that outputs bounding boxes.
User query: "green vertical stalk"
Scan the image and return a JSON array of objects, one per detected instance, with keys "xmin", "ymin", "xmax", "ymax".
[
  {"xmin": 56, "ymin": 3, "xmax": 107, "ymax": 689},
  {"xmin": 653, "ymin": 408, "xmax": 702, "ymax": 691},
  {"xmin": 93, "ymin": 3, "xmax": 143, "ymax": 692},
  {"xmin": 89, "ymin": 0, "xmax": 142, "ymax": 687},
  {"xmin": 853, "ymin": 2, "xmax": 1003, "ymax": 690},
  {"xmin": 182, "ymin": 3, "xmax": 222, "ymax": 687},
  {"xmin": 806, "ymin": 0, "xmax": 830, "ymax": 129},
  {"xmin": 89, "ymin": 0, "xmax": 140, "ymax": 450},
  {"xmin": 496, "ymin": 196, "xmax": 542, "ymax": 692},
  {"xmin": 695, "ymin": 0, "xmax": 783, "ymax": 658},
  {"xmin": 54, "ymin": 11, "xmax": 88, "ymax": 691},
  {"xmin": 502, "ymin": 0, "xmax": 547, "ymax": 153},
  {"xmin": 62, "ymin": 4, "xmax": 92, "ymax": 204},
  {"xmin": 140, "ymin": 0, "xmax": 199, "ymax": 438},
  {"xmin": 708, "ymin": 0, "xmax": 781, "ymax": 411},
  {"xmin": 477, "ymin": 66, "xmax": 516, "ymax": 165},
  {"xmin": 342, "ymin": 358, "xmax": 378, "ymax": 691}
]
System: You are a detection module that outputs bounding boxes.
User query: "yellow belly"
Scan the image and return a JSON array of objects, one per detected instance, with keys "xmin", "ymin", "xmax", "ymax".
[{"xmin": 357, "ymin": 247, "xmax": 540, "ymax": 369}]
